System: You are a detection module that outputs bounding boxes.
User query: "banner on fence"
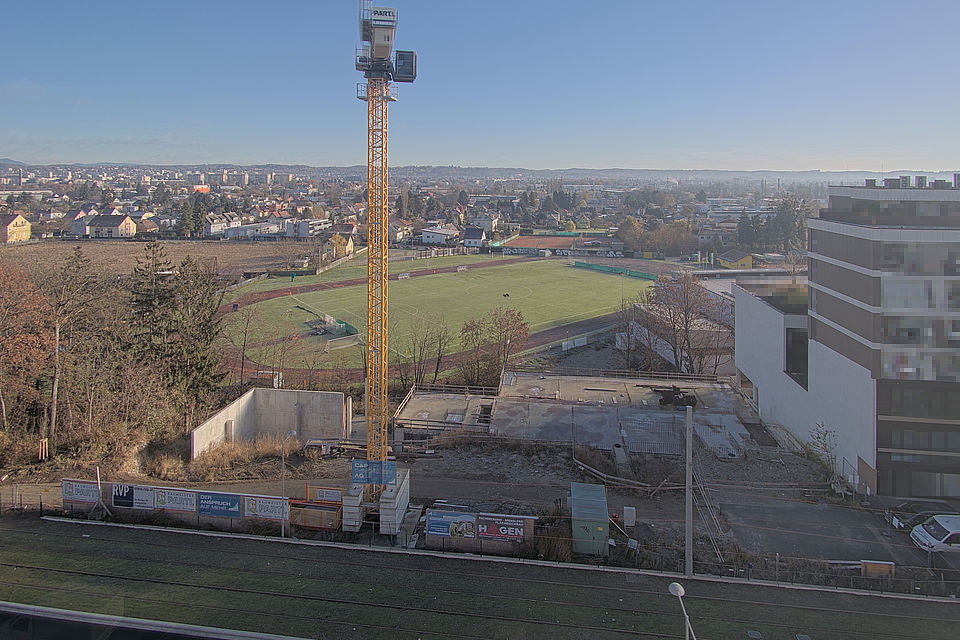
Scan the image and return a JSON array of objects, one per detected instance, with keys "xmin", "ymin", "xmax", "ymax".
[
  {"xmin": 61, "ymin": 479, "xmax": 100, "ymax": 503},
  {"xmin": 111, "ymin": 484, "xmax": 132, "ymax": 508},
  {"xmin": 112, "ymin": 484, "xmax": 155, "ymax": 509},
  {"xmin": 198, "ymin": 492, "xmax": 243, "ymax": 518},
  {"xmin": 477, "ymin": 513, "xmax": 527, "ymax": 542},
  {"xmin": 244, "ymin": 496, "xmax": 289, "ymax": 521},
  {"xmin": 426, "ymin": 510, "xmax": 476, "ymax": 538},
  {"xmin": 155, "ymin": 488, "xmax": 198, "ymax": 512},
  {"xmin": 351, "ymin": 460, "xmax": 398, "ymax": 485},
  {"xmin": 310, "ymin": 486, "xmax": 343, "ymax": 504}
]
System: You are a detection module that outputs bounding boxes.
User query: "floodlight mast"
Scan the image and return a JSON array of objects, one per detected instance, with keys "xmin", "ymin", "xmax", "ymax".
[{"xmin": 356, "ymin": 1, "xmax": 416, "ymax": 502}]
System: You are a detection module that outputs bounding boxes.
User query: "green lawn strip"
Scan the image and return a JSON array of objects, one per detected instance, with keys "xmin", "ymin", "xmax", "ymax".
[
  {"xmin": 2, "ymin": 524, "xmax": 956, "ymax": 640},
  {"xmin": 231, "ymin": 261, "xmax": 650, "ymax": 369},
  {"xmin": 0, "ymin": 537, "xmax": 655, "ymax": 634}
]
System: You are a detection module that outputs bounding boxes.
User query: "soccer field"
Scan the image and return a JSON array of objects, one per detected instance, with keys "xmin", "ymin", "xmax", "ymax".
[
  {"xmin": 235, "ymin": 260, "xmax": 651, "ymax": 369},
  {"xmin": 230, "ymin": 252, "xmax": 509, "ymax": 297}
]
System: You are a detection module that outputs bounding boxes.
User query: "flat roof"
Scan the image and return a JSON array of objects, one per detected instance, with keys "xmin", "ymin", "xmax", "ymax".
[{"xmin": 397, "ymin": 372, "xmax": 753, "ymax": 458}]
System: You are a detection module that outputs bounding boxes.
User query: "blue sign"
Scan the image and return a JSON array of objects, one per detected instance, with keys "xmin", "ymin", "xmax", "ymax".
[
  {"xmin": 198, "ymin": 492, "xmax": 243, "ymax": 518},
  {"xmin": 351, "ymin": 460, "xmax": 398, "ymax": 485},
  {"xmin": 426, "ymin": 510, "xmax": 476, "ymax": 538}
]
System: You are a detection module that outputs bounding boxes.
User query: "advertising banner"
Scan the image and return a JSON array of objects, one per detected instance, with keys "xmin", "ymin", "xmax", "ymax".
[
  {"xmin": 244, "ymin": 496, "xmax": 289, "ymax": 521},
  {"xmin": 426, "ymin": 510, "xmax": 476, "ymax": 538},
  {"xmin": 132, "ymin": 486, "xmax": 155, "ymax": 510},
  {"xmin": 198, "ymin": 492, "xmax": 243, "ymax": 518},
  {"xmin": 351, "ymin": 460, "xmax": 398, "ymax": 485},
  {"xmin": 477, "ymin": 514, "xmax": 526, "ymax": 542},
  {"xmin": 61, "ymin": 479, "xmax": 100, "ymax": 503},
  {"xmin": 111, "ymin": 484, "xmax": 155, "ymax": 510},
  {"xmin": 111, "ymin": 484, "xmax": 134, "ymax": 508},
  {"xmin": 313, "ymin": 487, "xmax": 343, "ymax": 504},
  {"xmin": 155, "ymin": 488, "xmax": 197, "ymax": 512}
]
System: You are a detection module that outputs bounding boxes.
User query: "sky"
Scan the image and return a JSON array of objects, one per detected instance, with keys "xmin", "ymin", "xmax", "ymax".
[{"xmin": 1, "ymin": 0, "xmax": 957, "ymax": 170}]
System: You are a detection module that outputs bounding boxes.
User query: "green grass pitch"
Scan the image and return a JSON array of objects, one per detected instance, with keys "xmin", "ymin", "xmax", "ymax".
[{"xmin": 232, "ymin": 260, "xmax": 651, "ymax": 369}]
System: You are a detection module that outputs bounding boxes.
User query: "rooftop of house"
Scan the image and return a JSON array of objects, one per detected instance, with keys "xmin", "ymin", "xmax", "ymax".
[{"xmin": 718, "ymin": 249, "xmax": 751, "ymax": 262}]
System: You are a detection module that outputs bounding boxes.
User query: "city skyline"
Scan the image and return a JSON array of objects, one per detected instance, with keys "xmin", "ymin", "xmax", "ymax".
[{"xmin": 1, "ymin": 0, "xmax": 957, "ymax": 170}]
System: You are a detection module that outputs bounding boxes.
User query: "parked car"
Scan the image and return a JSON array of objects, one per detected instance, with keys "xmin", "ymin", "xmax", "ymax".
[
  {"xmin": 910, "ymin": 514, "xmax": 960, "ymax": 552},
  {"xmin": 885, "ymin": 499, "xmax": 958, "ymax": 529}
]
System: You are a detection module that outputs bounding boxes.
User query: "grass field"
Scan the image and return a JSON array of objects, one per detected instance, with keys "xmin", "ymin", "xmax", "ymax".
[
  {"xmin": 232, "ymin": 260, "xmax": 652, "ymax": 369},
  {"xmin": 231, "ymin": 252, "xmax": 513, "ymax": 297},
  {"xmin": 0, "ymin": 239, "xmax": 311, "ymax": 277},
  {"xmin": 0, "ymin": 517, "xmax": 956, "ymax": 640}
]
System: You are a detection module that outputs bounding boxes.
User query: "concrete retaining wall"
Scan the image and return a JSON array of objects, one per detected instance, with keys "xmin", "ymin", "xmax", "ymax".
[
  {"xmin": 191, "ymin": 388, "xmax": 347, "ymax": 459},
  {"xmin": 191, "ymin": 389, "xmax": 256, "ymax": 458}
]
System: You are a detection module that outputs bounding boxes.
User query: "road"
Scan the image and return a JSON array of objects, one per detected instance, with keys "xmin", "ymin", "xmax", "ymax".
[{"xmin": 0, "ymin": 515, "xmax": 958, "ymax": 640}]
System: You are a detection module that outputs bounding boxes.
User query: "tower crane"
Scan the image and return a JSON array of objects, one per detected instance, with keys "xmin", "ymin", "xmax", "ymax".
[{"xmin": 355, "ymin": 2, "xmax": 417, "ymax": 498}]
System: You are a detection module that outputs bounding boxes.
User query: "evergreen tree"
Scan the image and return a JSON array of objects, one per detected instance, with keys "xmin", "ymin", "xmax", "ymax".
[
  {"xmin": 177, "ymin": 198, "xmax": 196, "ymax": 237},
  {"xmin": 129, "ymin": 241, "xmax": 176, "ymax": 364},
  {"xmin": 167, "ymin": 256, "xmax": 225, "ymax": 402}
]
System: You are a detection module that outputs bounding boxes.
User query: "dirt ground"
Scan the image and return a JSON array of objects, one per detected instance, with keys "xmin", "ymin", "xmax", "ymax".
[{"xmin": 0, "ymin": 239, "xmax": 310, "ymax": 278}]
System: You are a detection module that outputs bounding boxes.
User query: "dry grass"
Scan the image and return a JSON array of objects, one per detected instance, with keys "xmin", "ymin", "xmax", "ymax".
[
  {"xmin": 188, "ymin": 435, "xmax": 300, "ymax": 482},
  {"xmin": 0, "ymin": 239, "xmax": 311, "ymax": 278}
]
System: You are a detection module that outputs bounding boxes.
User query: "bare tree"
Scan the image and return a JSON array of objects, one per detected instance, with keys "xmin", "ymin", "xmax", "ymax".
[
  {"xmin": 488, "ymin": 306, "xmax": 529, "ymax": 373},
  {"xmin": 41, "ymin": 247, "xmax": 97, "ymax": 448},
  {"xmin": 639, "ymin": 273, "xmax": 732, "ymax": 375},
  {"xmin": 227, "ymin": 305, "xmax": 261, "ymax": 387},
  {"xmin": 431, "ymin": 321, "xmax": 450, "ymax": 383},
  {"xmin": 459, "ymin": 318, "xmax": 486, "ymax": 387},
  {"xmin": 616, "ymin": 289, "xmax": 654, "ymax": 369}
]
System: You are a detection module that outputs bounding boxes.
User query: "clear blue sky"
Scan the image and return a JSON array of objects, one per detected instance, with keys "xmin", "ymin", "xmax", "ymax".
[{"xmin": 1, "ymin": 0, "xmax": 956, "ymax": 170}]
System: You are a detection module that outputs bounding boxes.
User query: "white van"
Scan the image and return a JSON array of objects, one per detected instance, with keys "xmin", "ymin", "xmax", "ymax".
[{"xmin": 910, "ymin": 514, "xmax": 960, "ymax": 553}]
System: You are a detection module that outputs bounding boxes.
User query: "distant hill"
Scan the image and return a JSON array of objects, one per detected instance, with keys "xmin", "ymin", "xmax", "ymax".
[{"xmin": 0, "ymin": 158, "xmax": 25, "ymax": 167}]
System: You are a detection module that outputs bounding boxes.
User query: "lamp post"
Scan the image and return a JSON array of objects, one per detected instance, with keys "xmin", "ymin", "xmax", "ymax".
[
  {"xmin": 668, "ymin": 582, "xmax": 698, "ymax": 640},
  {"xmin": 280, "ymin": 429, "xmax": 296, "ymax": 538}
]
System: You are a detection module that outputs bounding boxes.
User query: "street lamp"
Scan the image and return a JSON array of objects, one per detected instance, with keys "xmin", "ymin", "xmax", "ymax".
[
  {"xmin": 668, "ymin": 582, "xmax": 698, "ymax": 640},
  {"xmin": 280, "ymin": 429, "xmax": 296, "ymax": 538}
]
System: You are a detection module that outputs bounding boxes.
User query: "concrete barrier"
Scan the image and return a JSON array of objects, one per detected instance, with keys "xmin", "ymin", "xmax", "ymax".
[{"xmin": 191, "ymin": 388, "xmax": 348, "ymax": 459}]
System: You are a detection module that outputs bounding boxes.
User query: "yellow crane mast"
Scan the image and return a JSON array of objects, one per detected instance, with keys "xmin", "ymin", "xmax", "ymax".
[
  {"xmin": 355, "ymin": 2, "xmax": 417, "ymax": 496},
  {"xmin": 364, "ymin": 75, "xmax": 391, "ymax": 465}
]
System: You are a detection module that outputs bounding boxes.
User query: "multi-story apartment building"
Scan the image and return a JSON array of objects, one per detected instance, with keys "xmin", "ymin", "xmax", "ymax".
[{"xmin": 736, "ymin": 177, "xmax": 960, "ymax": 497}]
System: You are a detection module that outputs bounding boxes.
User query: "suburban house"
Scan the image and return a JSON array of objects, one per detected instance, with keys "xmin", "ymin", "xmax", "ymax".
[
  {"xmin": 87, "ymin": 215, "xmax": 137, "ymax": 238},
  {"xmin": 329, "ymin": 222, "xmax": 359, "ymax": 238},
  {"xmin": 266, "ymin": 211, "xmax": 293, "ymax": 225},
  {"xmin": 204, "ymin": 212, "xmax": 242, "ymax": 237},
  {"xmin": 717, "ymin": 249, "xmax": 754, "ymax": 270},
  {"xmin": 474, "ymin": 212, "xmax": 500, "ymax": 233},
  {"xmin": 318, "ymin": 231, "xmax": 354, "ymax": 260},
  {"xmin": 287, "ymin": 219, "xmax": 332, "ymax": 238},
  {"xmin": 136, "ymin": 218, "xmax": 160, "ymax": 235},
  {"xmin": 0, "ymin": 213, "xmax": 31, "ymax": 243},
  {"xmin": 463, "ymin": 226, "xmax": 486, "ymax": 248},
  {"xmin": 697, "ymin": 229, "xmax": 735, "ymax": 250},
  {"xmin": 388, "ymin": 218, "xmax": 414, "ymax": 242},
  {"xmin": 421, "ymin": 224, "xmax": 460, "ymax": 246},
  {"xmin": 224, "ymin": 222, "xmax": 281, "ymax": 239}
]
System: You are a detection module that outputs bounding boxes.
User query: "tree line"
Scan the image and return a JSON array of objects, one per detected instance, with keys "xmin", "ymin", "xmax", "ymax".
[{"xmin": 0, "ymin": 242, "xmax": 224, "ymax": 467}]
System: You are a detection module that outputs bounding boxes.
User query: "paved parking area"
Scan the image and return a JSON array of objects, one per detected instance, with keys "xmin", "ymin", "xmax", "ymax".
[{"xmin": 721, "ymin": 493, "xmax": 936, "ymax": 567}]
